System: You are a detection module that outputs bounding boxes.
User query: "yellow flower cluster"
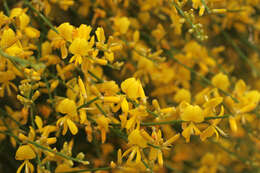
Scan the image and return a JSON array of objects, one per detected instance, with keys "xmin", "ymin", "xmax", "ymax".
[{"xmin": 0, "ymin": 0, "xmax": 260, "ymax": 173}]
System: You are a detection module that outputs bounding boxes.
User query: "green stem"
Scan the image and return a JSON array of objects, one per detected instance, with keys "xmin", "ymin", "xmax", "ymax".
[
  {"xmin": 0, "ymin": 108, "xmax": 27, "ymax": 131},
  {"xmin": 240, "ymin": 36, "xmax": 260, "ymax": 57},
  {"xmin": 171, "ymin": 1, "xmax": 203, "ymax": 40},
  {"xmin": 43, "ymin": 74, "xmax": 55, "ymax": 109},
  {"xmin": 165, "ymin": 49, "xmax": 239, "ymax": 103},
  {"xmin": 0, "ymin": 48, "xmax": 44, "ymax": 74},
  {"xmin": 141, "ymin": 119, "xmax": 184, "ymax": 126},
  {"xmin": 201, "ymin": 0, "xmax": 211, "ymax": 14},
  {"xmin": 95, "ymin": 103, "xmax": 108, "ymax": 117},
  {"xmin": 0, "ymin": 131, "xmax": 89, "ymax": 164},
  {"xmin": 222, "ymin": 31, "xmax": 260, "ymax": 77},
  {"xmin": 127, "ymin": 98, "xmax": 158, "ymax": 117},
  {"xmin": 24, "ymin": 1, "xmax": 59, "ymax": 33},
  {"xmin": 77, "ymin": 96, "xmax": 99, "ymax": 110},
  {"xmin": 3, "ymin": 0, "xmax": 10, "ymax": 16},
  {"xmin": 210, "ymin": 140, "xmax": 253, "ymax": 166},
  {"xmin": 205, "ymin": 114, "xmax": 231, "ymax": 120},
  {"xmin": 88, "ymin": 70, "xmax": 104, "ymax": 83},
  {"xmin": 0, "ymin": 131, "xmax": 21, "ymax": 145},
  {"xmin": 0, "ymin": 49, "xmax": 27, "ymax": 71},
  {"xmin": 60, "ymin": 167, "xmax": 111, "ymax": 173},
  {"xmin": 142, "ymin": 159, "xmax": 154, "ymax": 173},
  {"xmin": 26, "ymin": 140, "xmax": 89, "ymax": 164},
  {"xmin": 141, "ymin": 115, "xmax": 231, "ymax": 126}
]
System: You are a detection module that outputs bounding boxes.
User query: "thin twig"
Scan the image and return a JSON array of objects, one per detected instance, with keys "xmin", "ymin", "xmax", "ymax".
[
  {"xmin": 165, "ymin": 49, "xmax": 239, "ymax": 103},
  {"xmin": 77, "ymin": 96, "xmax": 99, "ymax": 110},
  {"xmin": 222, "ymin": 31, "xmax": 260, "ymax": 77},
  {"xmin": 60, "ymin": 167, "xmax": 111, "ymax": 173},
  {"xmin": 24, "ymin": 1, "xmax": 59, "ymax": 33}
]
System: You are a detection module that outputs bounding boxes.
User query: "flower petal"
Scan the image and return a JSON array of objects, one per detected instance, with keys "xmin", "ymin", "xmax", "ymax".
[{"xmin": 67, "ymin": 118, "xmax": 78, "ymax": 135}]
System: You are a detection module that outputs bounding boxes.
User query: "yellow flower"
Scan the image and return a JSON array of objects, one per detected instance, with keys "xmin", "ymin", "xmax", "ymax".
[
  {"xmin": 96, "ymin": 81, "xmax": 119, "ymax": 95},
  {"xmin": 96, "ymin": 115, "xmax": 111, "ymax": 143},
  {"xmin": 78, "ymin": 76, "xmax": 87, "ymax": 99},
  {"xmin": 121, "ymin": 97, "xmax": 129, "ymax": 113},
  {"xmin": 125, "ymin": 105, "xmax": 148, "ymax": 130},
  {"xmin": 57, "ymin": 23, "xmax": 74, "ymax": 42},
  {"xmin": 192, "ymin": 0, "xmax": 204, "ymax": 16},
  {"xmin": 173, "ymin": 89, "xmax": 191, "ymax": 103},
  {"xmin": 74, "ymin": 24, "xmax": 92, "ymax": 40},
  {"xmin": 56, "ymin": 98, "xmax": 79, "ymax": 135},
  {"xmin": 16, "ymin": 145, "xmax": 36, "ymax": 160},
  {"xmin": 182, "ymin": 122, "xmax": 201, "ymax": 142},
  {"xmin": 103, "ymin": 96, "xmax": 121, "ymax": 103},
  {"xmin": 180, "ymin": 103, "xmax": 204, "ymax": 123},
  {"xmin": 0, "ymin": 70, "xmax": 17, "ymax": 97},
  {"xmin": 121, "ymin": 77, "xmax": 146, "ymax": 101},
  {"xmin": 0, "ymin": 28, "xmax": 17, "ymax": 49},
  {"xmin": 141, "ymin": 129, "xmax": 180, "ymax": 167},
  {"xmin": 95, "ymin": 27, "xmax": 106, "ymax": 44},
  {"xmin": 200, "ymin": 125, "xmax": 219, "ymax": 141},
  {"xmin": 56, "ymin": 64, "xmax": 75, "ymax": 81},
  {"xmin": 121, "ymin": 129, "xmax": 148, "ymax": 164},
  {"xmin": 122, "ymin": 145, "xmax": 142, "ymax": 164},
  {"xmin": 57, "ymin": 116, "xmax": 78, "ymax": 135},
  {"xmin": 56, "ymin": 98, "xmax": 78, "ymax": 117},
  {"xmin": 113, "ymin": 17, "xmax": 130, "ymax": 34},
  {"xmin": 19, "ymin": 13, "xmax": 30, "ymax": 30},
  {"xmin": 15, "ymin": 145, "xmax": 36, "ymax": 173},
  {"xmin": 211, "ymin": 73, "xmax": 230, "ymax": 91},
  {"xmin": 200, "ymin": 106, "xmax": 226, "ymax": 141},
  {"xmin": 226, "ymin": 80, "xmax": 260, "ymax": 115},
  {"xmin": 128, "ymin": 129, "xmax": 148, "ymax": 148},
  {"xmin": 16, "ymin": 160, "xmax": 35, "ymax": 173},
  {"xmin": 56, "ymin": 0, "xmax": 74, "ymax": 11},
  {"xmin": 48, "ymin": 23, "xmax": 74, "ymax": 59},
  {"xmin": 69, "ymin": 37, "xmax": 94, "ymax": 65},
  {"xmin": 25, "ymin": 27, "xmax": 40, "ymax": 38},
  {"xmin": 229, "ymin": 116, "xmax": 238, "ymax": 132}
]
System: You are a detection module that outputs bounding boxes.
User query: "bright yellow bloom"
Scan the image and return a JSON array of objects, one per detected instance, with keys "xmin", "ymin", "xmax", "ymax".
[
  {"xmin": 0, "ymin": 28, "xmax": 17, "ymax": 49},
  {"xmin": 95, "ymin": 27, "xmax": 106, "ymax": 44},
  {"xmin": 78, "ymin": 76, "xmax": 87, "ymax": 99},
  {"xmin": 173, "ymin": 89, "xmax": 191, "ymax": 103},
  {"xmin": 96, "ymin": 115, "xmax": 111, "ymax": 143},
  {"xmin": 48, "ymin": 23, "xmax": 74, "ymax": 59},
  {"xmin": 141, "ymin": 129, "xmax": 180, "ymax": 167},
  {"xmin": 121, "ymin": 77, "xmax": 146, "ymax": 101},
  {"xmin": 56, "ymin": 116, "xmax": 78, "ymax": 135},
  {"xmin": 229, "ymin": 116, "xmax": 238, "ymax": 132},
  {"xmin": 182, "ymin": 122, "xmax": 201, "ymax": 142},
  {"xmin": 15, "ymin": 145, "xmax": 36, "ymax": 160},
  {"xmin": 74, "ymin": 24, "xmax": 92, "ymax": 40},
  {"xmin": 226, "ymin": 80, "xmax": 260, "ymax": 115},
  {"xmin": 128, "ymin": 129, "xmax": 148, "ymax": 148},
  {"xmin": 180, "ymin": 103, "xmax": 204, "ymax": 123},
  {"xmin": 50, "ymin": 0, "xmax": 74, "ymax": 10},
  {"xmin": 0, "ymin": 70, "xmax": 17, "ymax": 97},
  {"xmin": 103, "ymin": 96, "xmax": 121, "ymax": 103},
  {"xmin": 200, "ymin": 105, "xmax": 226, "ymax": 141},
  {"xmin": 69, "ymin": 37, "xmax": 94, "ymax": 65},
  {"xmin": 212, "ymin": 73, "xmax": 230, "ymax": 91},
  {"xmin": 125, "ymin": 105, "xmax": 148, "ymax": 130},
  {"xmin": 57, "ymin": 98, "xmax": 78, "ymax": 117},
  {"xmin": 16, "ymin": 160, "xmax": 35, "ymax": 173},
  {"xmin": 56, "ymin": 98, "xmax": 78, "ymax": 135},
  {"xmin": 121, "ymin": 97, "xmax": 129, "ymax": 113},
  {"xmin": 15, "ymin": 145, "xmax": 36, "ymax": 173},
  {"xmin": 113, "ymin": 17, "xmax": 130, "ymax": 34},
  {"xmin": 25, "ymin": 27, "xmax": 40, "ymax": 38},
  {"xmin": 121, "ymin": 129, "xmax": 148, "ymax": 164}
]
